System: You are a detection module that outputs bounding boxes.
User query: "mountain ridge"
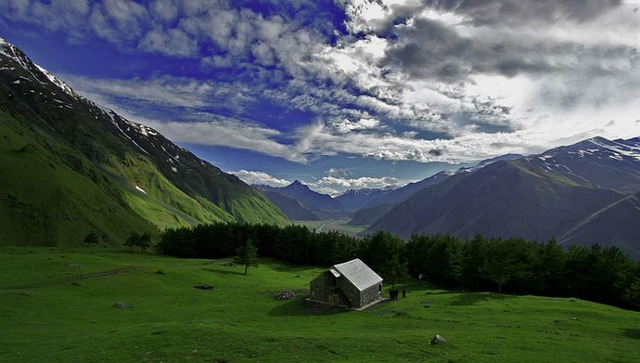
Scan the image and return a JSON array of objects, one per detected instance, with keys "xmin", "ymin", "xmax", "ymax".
[
  {"xmin": 256, "ymin": 180, "xmax": 345, "ymax": 219},
  {"xmin": 365, "ymin": 137, "xmax": 640, "ymax": 257},
  {"xmin": 0, "ymin": 37, "xmax": 287, "ymax": 246}
]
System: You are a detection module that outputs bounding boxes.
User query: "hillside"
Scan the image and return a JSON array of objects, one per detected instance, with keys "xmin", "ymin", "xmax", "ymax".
[
  {"xmin": 334, "ymin": 188, "xmax": 391, "ymax": 212},
  {"xmin": 366, "ymin": 137, "xmax": 640, "ymax": 257},
  {"xmin": 0, "ymin": 38, "xmax": 287, "ymax": 246},
  {"xmin": 257, "ymin": 189, "xmax": 320, "ymax": 221},
  {"xmin": 349, "ymin": 170, "xmax": 453, "ymax": 226},
  {"xmin": 350, "ymin": 154, "xmax": 523, "ymax": 226},
  {"xmin": 559, "ymin": 191, "xmax": 640, "ymax": 250},
  {"xmin": 1, "ymin": 246, "xmax": 639, "ymax": 362},
  {"xmin": 258, "ymin": 180, "xmax": 345, "ymax": 218}
]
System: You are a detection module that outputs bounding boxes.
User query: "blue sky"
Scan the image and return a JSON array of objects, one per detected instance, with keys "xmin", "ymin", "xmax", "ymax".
[{"xmin": 2, "ymin": 0, "xmax": 640, "ymax": 195}]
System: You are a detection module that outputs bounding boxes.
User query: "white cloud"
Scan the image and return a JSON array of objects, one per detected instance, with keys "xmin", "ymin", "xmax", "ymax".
[
  {"xmin": 150, "ymin": 0, "xmax": 179, "ymax": 23},
  {"xmin": 6, "ymin": 0, "xmax": 640, "ymax": 168},
  {"xmin": 89, "ymin": 0, "xmax": 149, "ymax": 43},
  {"xmin": 294, "ymin": 121, "xmax": 529, "ymax": 163},
  {"xmin": 231, "ymin": 170, "xmax": 291, "ymax": 187},
  {"xmin": 145, "ymin": 119, "xmax": 306, "ymax": 163},
  {"xmin": 332, "ymin": 117, "xmax": 381, "ymax": 133},
  {"xmin": 138, "ymin": 28, "xmax": 198, "ymax": 56},
  {"xmin": 312, "ymin": 176, "xmax": 415, "ymax": 190},
  {"xmin": 326, "ymin": 168, "xmax": 352, "ymax": 178},
  {"xmin": 63, "ymin": 74, "xmax": 224, "ymax": 109}
]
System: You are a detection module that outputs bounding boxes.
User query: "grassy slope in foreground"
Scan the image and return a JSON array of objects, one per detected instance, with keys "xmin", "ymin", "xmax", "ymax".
[{"xmin": 1, "ymin": 247, "xmax": 639, "ymax": 363}]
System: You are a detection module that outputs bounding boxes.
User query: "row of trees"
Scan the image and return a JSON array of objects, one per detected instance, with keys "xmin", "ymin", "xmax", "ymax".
[
  {"xmin": 156, "ymin": 223, "xmax": 640, "ymax": 309},
  {"xmin": 123, "ymin": 232, "xmax": 152, "ymax": 252},
  {"xmin": 158, "ymin": 223, "xmax": 360, "ymax": 266},
  {"xmin": 405, "ymin": 234, "xmax": 640, "ymax": 308},
  {"xmin": 82, "ymin": 231, "xmax": 151, "ymax": 252}
]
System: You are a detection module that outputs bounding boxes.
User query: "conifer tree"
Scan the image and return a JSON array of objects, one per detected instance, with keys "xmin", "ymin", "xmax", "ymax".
[
  {"xmin": 83, "ymin": 231, "xmax": 99, "ymax": 247},
  {"xmin": 234, "ymin": 239, "xmax": 259, "ymax": 275}
]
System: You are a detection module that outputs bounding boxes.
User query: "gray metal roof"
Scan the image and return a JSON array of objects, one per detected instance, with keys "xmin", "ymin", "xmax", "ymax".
[{"xmin": 333, "ymin": 258, "xmax": 383, "ymax": 291}]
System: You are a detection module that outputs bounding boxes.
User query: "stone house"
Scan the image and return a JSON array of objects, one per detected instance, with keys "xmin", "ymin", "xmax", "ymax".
[{"xmin": 309, "ymin": 258, "xmax": 383, "ymax": 309}]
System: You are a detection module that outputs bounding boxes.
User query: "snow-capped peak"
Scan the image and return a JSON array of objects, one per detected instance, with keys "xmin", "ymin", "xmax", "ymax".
[
  {"xmin": 34, "ymin": 64, "xmax": 77, "ymax": 98},
  {"xmin": 0, "ymin": 37, "xmax": 77, "ymax": 99},
  {"xmin": 586, "ymin": 137, "xmax": 640, "ymax": 161},
  {"xmin": 542, "ymin": 136, "xmax": 640, "ymax": 165},
  {"xmin": 0, "ymin": 37, "xmax": 19, "ymax": 61}
]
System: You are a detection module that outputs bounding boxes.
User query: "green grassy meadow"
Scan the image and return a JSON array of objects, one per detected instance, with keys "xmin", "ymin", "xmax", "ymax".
[
  {"xmin": 1, "ymin": 247, "xmax": 639, "ymax": 362},
  {"xmin": 296, "ymin": 219, "xmax": 367, "ymax": 236}
]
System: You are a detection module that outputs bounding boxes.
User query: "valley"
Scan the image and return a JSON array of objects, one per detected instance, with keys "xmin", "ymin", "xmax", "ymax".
[
  {"xmin": 296, "ymin": 218, "xmax": 366, "ymax": 236},
  {"xmin": 2, "ymin": 3, "xmax": 640, "ymax": 363}
]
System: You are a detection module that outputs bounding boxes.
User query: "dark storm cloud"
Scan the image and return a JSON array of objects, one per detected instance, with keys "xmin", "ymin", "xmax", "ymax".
[
  {"xmin": 383, "ymin": 14, "xmax": 638, "ymax": 82},
  {"xmin": 383, "ymin": 17, "xmax": 556, "ymax": 81},
  {"xmin": 367, "ymin": 0, "xmax": 623, "ymax": 36},
  {"xmin": 423, "ymin": 0, "xmax": 623, "ymax": 26}
]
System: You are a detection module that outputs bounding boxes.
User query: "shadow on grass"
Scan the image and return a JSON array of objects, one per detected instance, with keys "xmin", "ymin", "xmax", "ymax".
[
  {"xmin": 621, "ymin": 329, "xmax": 640, "ymax": 340},
  {"xmin": 201, "ymin": 267, "xmax": 246, "ymax": 276},
  {"xmin": 449, "ymin": 292, "xmax": 516, "ymax": 306},
  {"xmin": 269, "ymin": 263, "xmax": 320, "ymax": 274},
  {"xmin": 423, "ymin": 290, "xmax": 465, "ymax": 296},
  {"xmin": 268, "ymin": 297, "xmax": 350, "ymax": 317}
]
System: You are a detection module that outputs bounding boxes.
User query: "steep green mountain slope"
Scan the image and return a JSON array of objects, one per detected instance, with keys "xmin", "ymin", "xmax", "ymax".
[{"xmin": 0, "ymin": 38, "xmax": 287, "ymax": 246}]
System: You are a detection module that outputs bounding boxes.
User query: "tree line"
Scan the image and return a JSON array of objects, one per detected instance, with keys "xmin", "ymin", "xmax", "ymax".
[{"xmin": 156, "ymin": 223, "xmax": 640, "ymax": 309}]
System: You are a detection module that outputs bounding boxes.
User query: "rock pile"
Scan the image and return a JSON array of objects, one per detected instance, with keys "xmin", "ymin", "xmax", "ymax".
[
  {"xmin": 193, "ymin": 284, "xmax": 214, "ymax": 290},
  {"xmin": 430, "ymin": 334, "xmax": 447, "ymax": 345},
  {"xmin": 273, "ymin": 290, "xmax": 295, "ymax": 300},
  {"xmin": 113, "ymin": 302, "xmax": 131, "ymax": 309}
]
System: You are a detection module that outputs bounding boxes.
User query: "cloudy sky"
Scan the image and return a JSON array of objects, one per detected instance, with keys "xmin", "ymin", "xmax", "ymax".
[{"xmin": 2, "ymin": 0, "xmax": 640, "ymax": 195}]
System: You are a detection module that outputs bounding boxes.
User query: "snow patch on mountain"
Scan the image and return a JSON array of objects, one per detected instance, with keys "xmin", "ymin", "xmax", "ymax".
[
  {"xmin": 135, "ymin": 185, "xmax": 147, "ymax": 194},
  {"xmin": 105, "ymin": 111, "xmax": 150, "ymax": 156},
  {"xmin": 0, "ymin": 40, "xmax": 45, "ymax": 85},
  {"xmin": 34, "ymin": 64, "xmax": 77, "ymax": 98}
]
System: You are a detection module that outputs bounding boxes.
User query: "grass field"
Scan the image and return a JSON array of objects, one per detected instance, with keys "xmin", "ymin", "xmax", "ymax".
[
  {"xmin": 1, "ymin": 247, "xmax": 639, "ymax": 362},
  {"xmin": 296, "ymin": 219, "xmax": 367, "ymax": 236}
]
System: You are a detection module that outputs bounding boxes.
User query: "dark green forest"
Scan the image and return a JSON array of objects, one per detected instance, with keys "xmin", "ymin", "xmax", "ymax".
[{"xmin": 157, "ymin": 223, "xmax": 640, "ymax": 310}]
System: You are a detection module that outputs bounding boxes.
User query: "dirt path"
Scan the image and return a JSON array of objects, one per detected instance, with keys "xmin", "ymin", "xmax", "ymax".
[{"xmin": 0, "ymin": 266, "xmax": 143, "ymax": 290}]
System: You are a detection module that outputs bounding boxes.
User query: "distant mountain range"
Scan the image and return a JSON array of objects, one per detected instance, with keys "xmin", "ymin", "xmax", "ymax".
[
  {"xmin": 0, "ymin": 38, "xmax": 287, "ymax": 247},
  {"xmin": 3, "ymin": 37, "xmax": 639, "ymax": 256},
  {"xmin": 256, "ymin": 180, "xmax": 345, "ymax": 219},
  {"xmin": 256, "ymin": 137, "xmax": 640, "ymax": 257},
  {"xmin": 256, "ymin": 154, "xmax": 523, "ymax": 222},
  {"xmin": 349, "ymin": 153, "xmax": 524, "ymax": 226},
  {"xmin": 366, "ymin": 137, "xmax": 640, "ymax": 257}
]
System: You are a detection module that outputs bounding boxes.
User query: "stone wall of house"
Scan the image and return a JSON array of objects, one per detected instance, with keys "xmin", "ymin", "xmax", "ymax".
[
  {"xmin": 336, "ymin": 277, "xmax": 361, "ymax": 307},
  {"xmin": 309, "ymin": 271, "xmax": 383, "ymax": 308},
  {"xmin": 309, "ymin": 273, "xmax": 330, "ymax": 303},
  {"xmin": 360, "ymin": 283, "xmax": 382, "ymax": 306}
]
